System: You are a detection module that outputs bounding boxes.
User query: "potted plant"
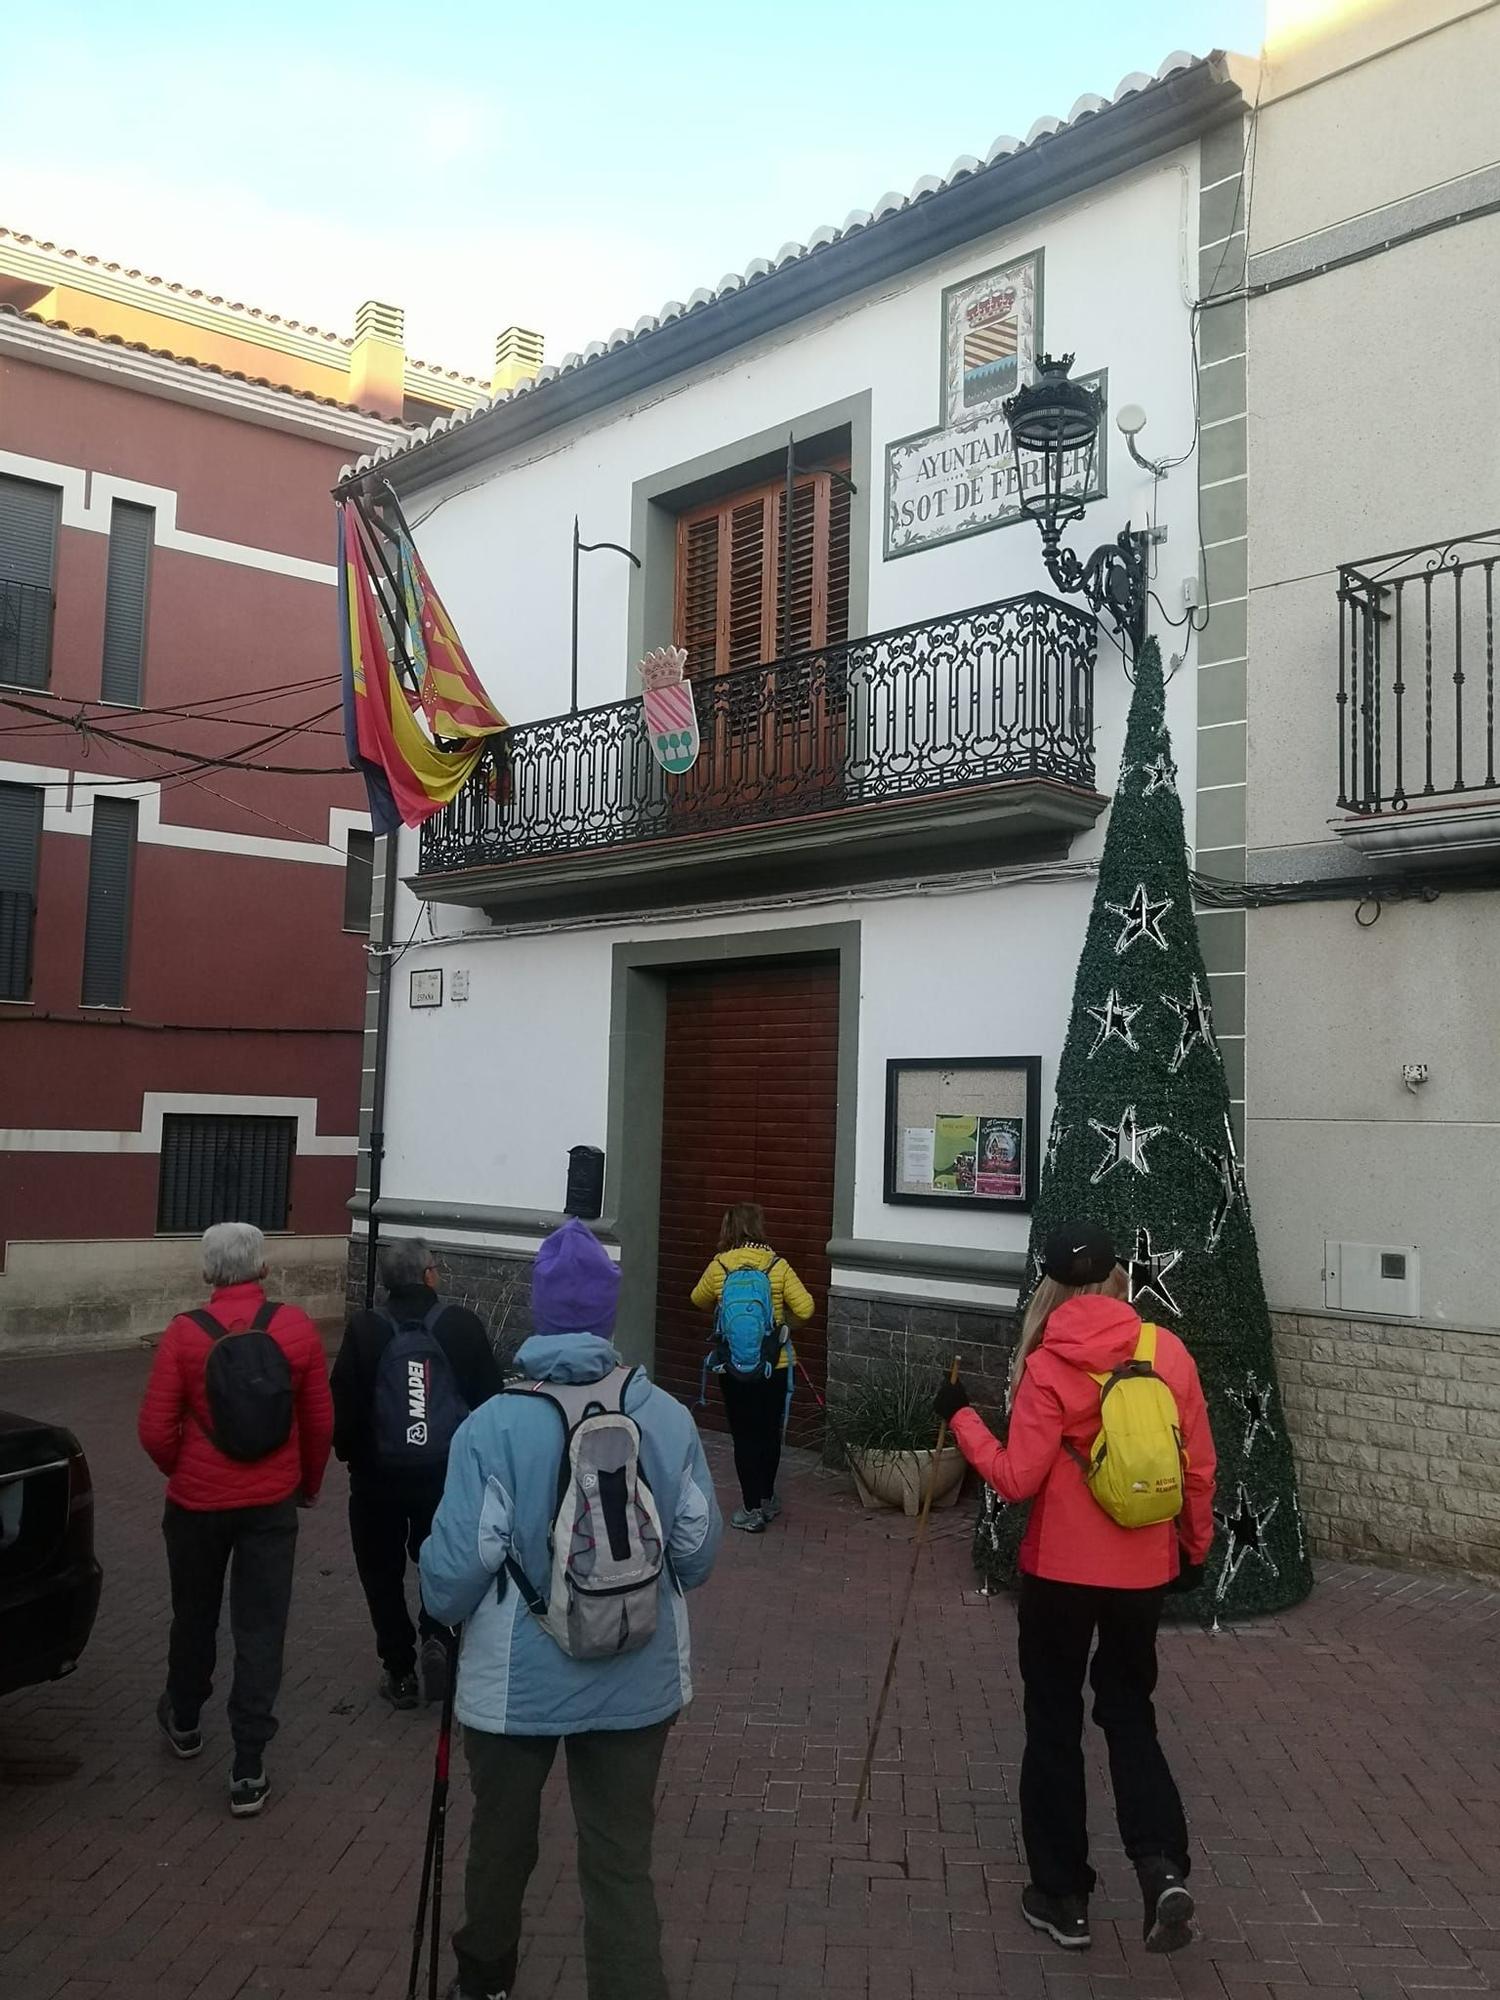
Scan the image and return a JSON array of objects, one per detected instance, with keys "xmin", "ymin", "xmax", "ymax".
[{"xmin": 835, "ymin": 1358, "xmax": 966, "ymax": 1517}]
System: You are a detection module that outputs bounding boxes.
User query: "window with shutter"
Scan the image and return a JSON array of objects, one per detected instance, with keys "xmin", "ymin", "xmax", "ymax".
[
  {"xmin": 100, "ymin": 501, "xmax": 154, "ymax": 705},
  {"xmin": 157, "ymin": 1114, "xmax": 296, "ymax": 1234},
  {"xmin": 0, "ymin": 475, "xmax": 60, "ymax": 691},
  {"xmin": 343, "ymin": 829, "xmax": 375, "ymax": 933},
  {"xmin": 81, "ymin": 797, "xmax": 137, "ymax": 1008},
  {"xmin": 0, "ymin": 781, "xmax": 43, "ymax": 1002}
]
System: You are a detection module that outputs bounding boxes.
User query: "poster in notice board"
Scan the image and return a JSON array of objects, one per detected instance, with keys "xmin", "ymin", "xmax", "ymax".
[{"xmin": 884, "ymin": 1057, "xmax": 1041, "ymax": 1212}]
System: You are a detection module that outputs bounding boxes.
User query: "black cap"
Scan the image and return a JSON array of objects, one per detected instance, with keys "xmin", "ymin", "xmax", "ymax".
[{"xmin": 1041, "ymin": 1221, "xmax": 1118, "ymax": 1286}]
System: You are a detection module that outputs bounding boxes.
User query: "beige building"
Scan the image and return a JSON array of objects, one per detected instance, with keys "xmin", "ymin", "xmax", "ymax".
[{"xmin": 1228, "ymin": 0, "xmax": 1500, "ymax": 1573}]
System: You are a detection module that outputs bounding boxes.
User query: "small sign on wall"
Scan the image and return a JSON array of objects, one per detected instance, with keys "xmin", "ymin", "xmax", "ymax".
[{"xmin": 409, "ymin": 968, "xmax": 443, "ymax": 1008}]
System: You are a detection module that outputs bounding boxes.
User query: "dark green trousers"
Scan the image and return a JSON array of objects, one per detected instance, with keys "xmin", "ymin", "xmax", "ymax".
[{"xmin": 455, "ymin": 1720, "xmax": 673, "ymax": 2000}]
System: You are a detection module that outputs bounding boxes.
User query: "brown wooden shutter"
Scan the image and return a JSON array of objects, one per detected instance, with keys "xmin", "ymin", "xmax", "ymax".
[{"xmin": 677, "ymin": 513, "xmax": 722, "ymax": 682}]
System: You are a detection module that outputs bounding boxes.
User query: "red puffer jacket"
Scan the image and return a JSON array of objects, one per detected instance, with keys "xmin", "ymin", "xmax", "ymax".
[
  {"xmin": 138, "ymin": 1282, "xmax": 334, "ymax": 1511},
  {"xmin": 950, "ymin": 1295, "xmax": 1216, "ymax": 1589}
]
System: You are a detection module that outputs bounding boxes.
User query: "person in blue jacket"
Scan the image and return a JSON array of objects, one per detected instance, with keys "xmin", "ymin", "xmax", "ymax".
[{"xmin": 420, "ymin": 1218, "xmax": 723, "ymax": 2000}]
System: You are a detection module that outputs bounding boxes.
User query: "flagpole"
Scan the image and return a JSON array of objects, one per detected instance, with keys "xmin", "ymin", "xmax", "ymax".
[{"xmin": 363, "ymin": 830, "xmax": 399, "ymax": 1310}]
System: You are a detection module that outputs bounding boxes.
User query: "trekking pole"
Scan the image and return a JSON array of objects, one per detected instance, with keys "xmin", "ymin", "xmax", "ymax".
[
  {"xmin": 850, "ymin": 1356, "xmax": 960, "ymax": 1821},
  {"xmin": 406, "ymin": 1627, "xmax": 460, "ymax": 2000}
]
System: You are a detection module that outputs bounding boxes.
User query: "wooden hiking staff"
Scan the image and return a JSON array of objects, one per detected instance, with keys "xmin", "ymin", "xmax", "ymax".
[{"xmin": 850, "ymin": 1355, "xmax": 961, "ymax": 1820}]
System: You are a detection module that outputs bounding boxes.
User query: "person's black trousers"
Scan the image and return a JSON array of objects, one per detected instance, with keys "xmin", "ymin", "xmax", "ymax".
[
  {"xmin": 1017, "ymin": 1574, "xmax": 1189, "ymax": 1898},
  {"xmin": 719, "ymin": 1371, "xmax": 786, "ymax": 1510},
  {"xmin": 162, "ymin": 1496, "xmax": 299, "ymax": 1756},
  {"xmin": 347, "ymin": 1475, "xmax": 444, "ymax": 1676}
]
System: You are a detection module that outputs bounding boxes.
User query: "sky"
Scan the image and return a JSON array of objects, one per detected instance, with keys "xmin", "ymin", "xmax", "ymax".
[{"xmin": 2, "ymin": 1, "xmax": 1265, "ymax": 380}]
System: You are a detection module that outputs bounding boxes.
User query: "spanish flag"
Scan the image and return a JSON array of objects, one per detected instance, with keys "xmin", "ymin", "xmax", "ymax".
[{"xmin": 337, "ymin": 496, "xmax": 507, "ymax": 835}]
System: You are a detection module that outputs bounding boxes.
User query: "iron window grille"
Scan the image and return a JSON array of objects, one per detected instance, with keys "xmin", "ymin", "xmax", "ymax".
[{"xmin": 157, "ymin": 1114, "xmax": 297, "ymax": 1236}]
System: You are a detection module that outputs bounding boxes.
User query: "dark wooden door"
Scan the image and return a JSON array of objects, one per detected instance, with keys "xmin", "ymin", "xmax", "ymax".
[{"xmin": 654, "ymin": 959, "xmax": 839, "ymax": 1444}]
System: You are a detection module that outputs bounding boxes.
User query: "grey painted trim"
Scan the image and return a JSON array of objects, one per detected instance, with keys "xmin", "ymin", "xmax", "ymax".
[
  {"xmin": 627, "ymin": 392, "xmax": 872, "ymax": 682},
  {"xmin": 352, "ymin": 62, "xmax": 1244, "ymax": 500},
  {"xmin": 604, "ymin": 923, "xmax": 861, "ymax": 1366},
  {"xmin": 347, "ymin": 1194, "xmax": 617, "ymax": 1243},
  {"xmin": 827, "ymin": 1237, "xmax": 1027, "ymax": 1286},
  {"xmin": 1250, "ymin": 161, "xmax": 1500, "ymax": 291}
]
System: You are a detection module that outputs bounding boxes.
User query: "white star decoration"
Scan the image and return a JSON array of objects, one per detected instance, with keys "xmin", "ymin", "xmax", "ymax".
[
  {"xmin": 1086, "ymin": 988, "xmax": 1142, "ymax": 1058},
  {"xmin": 1162, "ymin": 976, "xmax": 1217, "ymax": 1073},
  {"xmin": 1225, "ymin": 1376, "xmax": 1274, "ymax": 1458},
  {"xmin": 1127, "ymin": 1226, "xmax": 1184, "ymax": 1318},
  {"xmin": 1139, "ymin": 751, "xmax": 1178, "ymax": 797},
  {"xmin": 1043, "ymin": 1117, "xmax": 1067, "ymax": 1181},
  {"xmin": 1105, "ymin": 883, "xmax": 1173, "ymax": 955},
  {"xmin": 1214, "ymin": 1484, "xmax": 1281, "ymax": 1602},
  {"xmin": 1088, "ymin": 1104, "xmax": 1167, "ymax": 1184}
]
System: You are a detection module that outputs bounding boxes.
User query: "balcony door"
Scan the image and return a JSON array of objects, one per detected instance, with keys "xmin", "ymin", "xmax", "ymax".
[{"xmin": 671, "ymin": 463, "xmax": 851, "ymax": 824}]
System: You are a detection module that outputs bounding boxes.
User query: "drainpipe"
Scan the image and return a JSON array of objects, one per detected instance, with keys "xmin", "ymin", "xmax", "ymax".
[{"xmin": 363, "ymin": 831, "xmax": 399, "ymax": 1308}]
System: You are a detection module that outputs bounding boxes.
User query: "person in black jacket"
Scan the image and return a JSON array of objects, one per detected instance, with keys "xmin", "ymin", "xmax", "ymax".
[{"xmin": 331, "ymin": 1239, "xmax": 503, "ymax": 1708}]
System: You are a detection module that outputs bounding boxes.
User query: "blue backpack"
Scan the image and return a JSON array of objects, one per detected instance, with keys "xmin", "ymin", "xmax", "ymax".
[
  {"xmin": 711, "ymin": 1260, "xmax": 781, "ymax": 1380},
  {"xmin": 373, "ymin": 1301, "xmax": 469, "ymax": 1473}
]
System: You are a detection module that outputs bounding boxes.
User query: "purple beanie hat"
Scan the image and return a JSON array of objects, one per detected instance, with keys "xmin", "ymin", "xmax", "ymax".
[{"xmin": 531, "ymin": 1218, "xmax": 620, "ymax": 1336}]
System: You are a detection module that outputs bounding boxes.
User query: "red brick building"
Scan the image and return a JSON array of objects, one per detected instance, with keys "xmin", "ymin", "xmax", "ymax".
[{"xmin": 0, "ymin": 232, "xmax": 536, "ymax": 1350}]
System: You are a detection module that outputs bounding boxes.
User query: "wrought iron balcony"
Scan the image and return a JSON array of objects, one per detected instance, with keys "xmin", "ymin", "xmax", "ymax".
[
  {"xmin": 0, "ymin": 578, "xmax": 54, "ymax": 691},
  {"xmin": 418, "ymin": 592, "xmax": 1099, "ymax": 908}
]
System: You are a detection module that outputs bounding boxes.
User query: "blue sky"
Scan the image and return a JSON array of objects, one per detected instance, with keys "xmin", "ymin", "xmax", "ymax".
[{"xmin": 4, "ymin": 1, "xmax": 1264, "ymax": 377}]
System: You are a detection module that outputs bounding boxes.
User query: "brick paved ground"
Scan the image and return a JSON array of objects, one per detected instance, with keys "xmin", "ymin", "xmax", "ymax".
[{"xmin": 2, "ymin": 1344, "xmax": 1498, "ymax": 2000}]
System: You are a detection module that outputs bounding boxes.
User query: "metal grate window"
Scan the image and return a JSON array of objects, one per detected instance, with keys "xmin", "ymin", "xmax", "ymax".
[
  {"xmin": 0, "ymin": 474, "xmax": 60, "ymax": 690},
  {"xmin": 81, "ymin": 797, "xmax": 137, "ymax": 1007},
  {"xmin": 157, "ymin": 1114, "xmax": 296, "ymax": 1235},
  {"xmin": 342, "ymin": 828, "xmax": 374, "ymax": 933},
  {"xmin": 100, "ymin": 501, "xmax": 154, "ymax": 705},
  {"xmin": 0, "ymin": 781, "xmax": 43, "ymax": 1001}
]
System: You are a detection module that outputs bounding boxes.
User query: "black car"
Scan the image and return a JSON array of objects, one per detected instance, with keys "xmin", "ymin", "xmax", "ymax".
[{"xmin": 0, "ymin": 1411, "xmax": 102, "ymax": 1698}]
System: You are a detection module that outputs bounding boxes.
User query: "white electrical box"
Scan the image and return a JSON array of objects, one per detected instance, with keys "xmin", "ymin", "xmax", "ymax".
[
  {"xmin": 1324, "ymin": 1241, "xmax": 1420, "ymax": 1318},
  {"xmin": 451, "ymin": 969, "xmax": 470, "ymax": 1002}
]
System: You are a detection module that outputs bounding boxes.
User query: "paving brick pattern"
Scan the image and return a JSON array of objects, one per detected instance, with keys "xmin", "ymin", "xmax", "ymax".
[{"xmin": 2, "ymin": 1346, "xmax": 1497, "ymax": 2000}]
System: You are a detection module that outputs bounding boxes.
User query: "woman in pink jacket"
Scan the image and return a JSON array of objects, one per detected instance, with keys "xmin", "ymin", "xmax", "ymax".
[{"xmin": 935, "ymin": 1221, "xmax": 1216, "ymax": 1958}]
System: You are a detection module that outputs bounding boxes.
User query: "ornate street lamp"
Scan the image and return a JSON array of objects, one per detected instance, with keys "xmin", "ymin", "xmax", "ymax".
[{"xmin": 1003, "ymin": 353, "xmax": 1151, "ymax": 657}]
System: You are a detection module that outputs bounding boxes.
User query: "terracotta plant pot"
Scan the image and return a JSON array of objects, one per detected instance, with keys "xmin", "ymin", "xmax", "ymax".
[{"xmin": 848, "ymin": 1444, "xmax": 965, "ymax": 1517}]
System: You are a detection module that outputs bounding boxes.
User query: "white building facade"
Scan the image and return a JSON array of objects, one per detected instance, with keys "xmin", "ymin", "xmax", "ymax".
[{"xmin": 347, "ymin": 55, "xmax": 1251, "ymax": 1429}]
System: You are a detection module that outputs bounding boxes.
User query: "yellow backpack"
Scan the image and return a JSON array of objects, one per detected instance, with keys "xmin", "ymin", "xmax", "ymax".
[{"xmin": 1072, "ymin": 1325, "xmax": 1185, "ymax": 1529}]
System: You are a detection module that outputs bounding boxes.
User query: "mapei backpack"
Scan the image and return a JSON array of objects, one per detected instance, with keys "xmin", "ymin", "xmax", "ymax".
[
  {"xmin": 1069, "ymin": 1323, "xmax": 1186, "ymax": 1529},
  {"xmin": 188, "ymin": 1302, "xmax": 294, "ymax": 1462},
  {"xmin": 373, "ymin": 1301, "xmax": 469, "ymax": 1473},
  {"xmin": 504, "ymin": 1366, "xmax": 666, "ymax": 1661},
  {"xmin": 711, "ymin": 1260, "xmax": 781, "ymax": 1380}
]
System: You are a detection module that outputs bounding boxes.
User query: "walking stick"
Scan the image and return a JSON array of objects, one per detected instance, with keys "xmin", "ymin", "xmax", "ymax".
[
  {"xmin": 850, "ymin": 1356, "xmax": 961, "ymax": 1820},
  {"xmin": 406, "ymin": 1628, "xmax": 460, "ymax": 2000}
]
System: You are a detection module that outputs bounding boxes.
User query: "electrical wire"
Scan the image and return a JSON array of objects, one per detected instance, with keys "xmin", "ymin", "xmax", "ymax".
[{"xmin": 0, "ymin": 690, "xmax": 353, "ymax": 780}]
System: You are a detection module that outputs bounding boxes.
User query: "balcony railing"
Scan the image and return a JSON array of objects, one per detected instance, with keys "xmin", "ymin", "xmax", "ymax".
[
  {"xmin": 1338, "ymin": 533, "xmax": 1499, "ymax": 814},
  {"xmin": 0, "ymin": 578, "xmax": 55, "ymax": 691},
  {"xmin": 420, "ymin": 592, "xmax": 1097, "ymax": 876}
]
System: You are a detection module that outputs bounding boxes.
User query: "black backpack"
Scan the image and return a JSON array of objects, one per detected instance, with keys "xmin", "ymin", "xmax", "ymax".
[
  {"xmin": 372, "ymin": 1302, "xmax": 468, "ymax": 1473},
  {"xmin": 189, "ymin": 1301, "xmax": 295, "ymax": 1462}
]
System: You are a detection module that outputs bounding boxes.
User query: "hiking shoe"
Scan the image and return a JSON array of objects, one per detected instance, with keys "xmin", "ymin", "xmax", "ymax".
[
  {"xmin": 379, "ymin": 1669, "xmax": 420, "ymax": 1710},
  {"xmin": 229, "ymin": 1754, "xmax": 269, "ymax": 1818},
  {"xmin": 445, "ymin": 1981, "xmax": 506, "ymax": 2000},
  {"xmin": 730, "ymin": 1507, "xmax": 767, "ymax": 1533},
  {"xmin": 1021, "ymin": 1885, "xmax": 1091, "ymax": 1950},
  {"xmin": 156, "ymin": 1692, "xmax": 203, "ymax": 1760},
  {"xmin": 420, "ymin": 1637, "xmax": 449, "ymax": 1705},
  {"xmin": 1138, "ymin": 1857, "xmax": 1195, "ymax": 1953},
  {"xmin": 761, "ymin": 1494, "xmax": 783, "ymax": 1522}
]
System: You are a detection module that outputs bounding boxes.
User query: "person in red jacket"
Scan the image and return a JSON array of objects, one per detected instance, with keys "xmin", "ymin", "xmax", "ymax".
[
  {"xmin": 138, "ymin": 1221, "xmax": 333, "ymax": 1818},
  {"xmin": 934, "ymin": 1220, "xmax": 1216, "ymax": 1958}
]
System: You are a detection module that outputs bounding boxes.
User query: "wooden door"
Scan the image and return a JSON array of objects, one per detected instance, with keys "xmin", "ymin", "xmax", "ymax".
[{"xmin": 654, "ymin": 959, "xmax": 839, "ymax": 1444}]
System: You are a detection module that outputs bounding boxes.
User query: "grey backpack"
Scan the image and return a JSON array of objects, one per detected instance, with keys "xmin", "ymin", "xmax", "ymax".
[{"xmin": 504, "ymin": 1367, "xmax": 666, "ymax": 1661}]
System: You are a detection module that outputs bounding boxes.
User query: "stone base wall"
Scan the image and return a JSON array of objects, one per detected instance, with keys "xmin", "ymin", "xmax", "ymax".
[
  {"xmin": 1274, "ymin": 1310, "xmax": 1500, "ymax": 1577},
  {"xmin": 827, "ymin": 1288, "xmax": 1019, "ymax": 1423},
  {"xmin": 346, "ymin": 1240, "xmax": 537, "ymax": 1368}
]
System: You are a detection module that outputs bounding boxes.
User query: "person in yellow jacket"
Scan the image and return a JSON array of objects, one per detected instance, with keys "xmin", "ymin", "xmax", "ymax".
[{"xmin": 691, "ymin": 1203, "xmax": 815, "ymax": 1533}]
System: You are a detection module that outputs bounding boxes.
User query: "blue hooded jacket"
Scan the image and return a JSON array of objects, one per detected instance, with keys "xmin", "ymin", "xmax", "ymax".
[{"xmin": 419, "ymin": 1332, "xmax": 723, "ymax": 1736}]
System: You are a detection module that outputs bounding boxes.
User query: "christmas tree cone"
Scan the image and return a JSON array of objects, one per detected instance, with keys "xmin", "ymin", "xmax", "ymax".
[{"xmin": 973, "ymin": 636, "xmax": 1312, "ymax": 1618}]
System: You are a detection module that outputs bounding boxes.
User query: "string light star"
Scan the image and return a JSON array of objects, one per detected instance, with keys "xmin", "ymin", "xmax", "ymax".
[
  {"xmin": 1213, "ymin": 1484, "xmax": 1282, "ymax": 1603},
  {"xmin": 1127, "ymin": 1226, "xmax": 1183, "ymax": 1318},
  {"xmin": 1088, "ymin": 1104, "xmax": 1167, "ymax": 1184},
  {"xmin": 1104, "ymin": 883, "xmax": 1172, "ymax": 955},
  {"xmin": 1139, "ymin": 751, "xmax": 1178, "ymax": 796},
  {"xmin": 1226, "ymin": 1376, "xmax": 1274, "ymax": 1458},
  {"xmin": 1043, "ymin": 1116, "xmax": 1068, "ymax": 1181},
  {"xmin": 1162, "ymin": 976, "xmax": 1217, "ymax": 1073},
  {"xmin": 1085, "ymin": 989, "xmax": 1142, "ymax": 1059}
]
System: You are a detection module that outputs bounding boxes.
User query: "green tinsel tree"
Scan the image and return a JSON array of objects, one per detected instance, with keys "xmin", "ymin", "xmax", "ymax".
[{"xmin": 973, "ymin": 636, "xmax": 1312, "ymax": 1619}]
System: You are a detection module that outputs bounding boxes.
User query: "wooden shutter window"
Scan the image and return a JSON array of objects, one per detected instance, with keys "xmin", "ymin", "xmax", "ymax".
[
  {"xmin": 157, "ymin": 1114, "xmax": 296, "ymax": 1234},
  {"xmin": 0, "ymin": 780, "xmax": 43, "ymax": 1001},
  {"xmin": 100, "ymin": 500, "xmax": 153, "ymax": 706},
  {"xmin": 81, "ymin": 797, "xmax": 137, "ymax": 1008}
]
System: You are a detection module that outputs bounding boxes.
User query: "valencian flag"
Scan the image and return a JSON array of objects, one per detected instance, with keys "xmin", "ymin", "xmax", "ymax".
[{"xmin": 337, "ymin": 492, "xmax": 507, "ymax": 835}]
